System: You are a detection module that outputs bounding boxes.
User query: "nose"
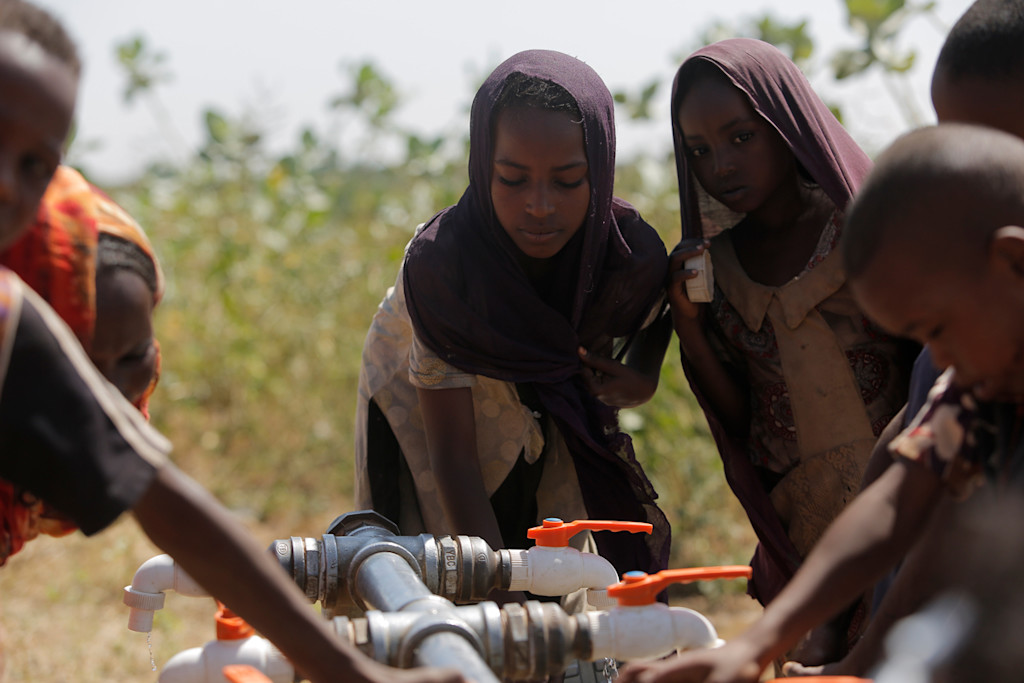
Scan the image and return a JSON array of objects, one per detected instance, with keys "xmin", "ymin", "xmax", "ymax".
[
  {"xmin": 525, "ymin": 182, "xmax": 554, "ymax": 218},
  {"xmin": 712, "ymin": 146, "xmax": 736, "ymax": 178}
]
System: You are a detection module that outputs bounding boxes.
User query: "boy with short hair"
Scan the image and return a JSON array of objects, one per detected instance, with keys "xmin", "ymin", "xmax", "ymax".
[
  {"xmin": 619, "ymin": 122, "xmax": 1024, "ymax": 683},
  {"xmin": 780, "ymin": 1, "xmax": 1024, "ymax": 675},
  {"xmin": 0, "ymin": 2, "xmax": 461, "ymax": 681}
]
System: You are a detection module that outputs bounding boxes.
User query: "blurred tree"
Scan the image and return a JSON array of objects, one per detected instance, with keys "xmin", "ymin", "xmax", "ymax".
[{"xmin": 103, "ymin": 0, "xmax": 951, "ymax": 569}]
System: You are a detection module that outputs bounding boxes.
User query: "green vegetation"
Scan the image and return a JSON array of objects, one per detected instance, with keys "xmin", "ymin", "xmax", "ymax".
[{"xmin": 0, "ymin": 3, "xmax": 951, "ymax": 680}]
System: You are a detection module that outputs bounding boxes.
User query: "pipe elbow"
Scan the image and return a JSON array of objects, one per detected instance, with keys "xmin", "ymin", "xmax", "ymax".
[
  {"xmin": 669, "ymin": 607, "xmax": 721, "ymax": 651},
  {"xmin": 123, "ymin": 554, "xmax": 208, "ymax": 633}
]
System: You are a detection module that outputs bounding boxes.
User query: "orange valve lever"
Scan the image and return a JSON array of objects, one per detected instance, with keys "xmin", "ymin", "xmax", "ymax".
[
  {"xmin": 527, "ymin": 518, "xmax": 653, "ymax": 547},
  {"xmin": 222, "ymin": 665, "xmax": 274, "ymax": 682},
  {"xmin": 607, "ymin": 566, "xmax": 753, "ymax": 606}
]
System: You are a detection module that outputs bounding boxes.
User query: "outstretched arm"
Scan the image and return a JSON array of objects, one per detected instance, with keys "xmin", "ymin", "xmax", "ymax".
[
  {"xmin": 619, "ymin": 459, "xmax": 943, "ymax": 683},
  {"xmin": 418, "ymin": 385, "xmax": 526, "ymax": 604},
  {"xmin": 133, "ymin": 465, "xmax": 465, "ymax": 683}
]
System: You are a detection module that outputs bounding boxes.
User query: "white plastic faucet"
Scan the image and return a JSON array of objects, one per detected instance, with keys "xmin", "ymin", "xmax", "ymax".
[
  {"xmin": 589, "ymin": 566, "xmax": 753, "ymax": 661},
  {"xmin": 123, "ymin": 554, "xmax": 209, "ymax": 632},
  {"xmin": 509, "ymin": 518, "xmax": 653, "ymax": 609}
]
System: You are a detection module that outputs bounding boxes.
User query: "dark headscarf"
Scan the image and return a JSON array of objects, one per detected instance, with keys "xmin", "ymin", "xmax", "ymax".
[
  {"xmin": 404, "ymin": 50, "xmax": 669, "ymax": 576},
  {"xmin": 669, "ymin": 39, "xmax": 873, "ymax": 604}
]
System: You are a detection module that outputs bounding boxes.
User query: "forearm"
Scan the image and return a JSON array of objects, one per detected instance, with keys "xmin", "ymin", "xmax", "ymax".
[
  {"xmin": 418, "ymin": 386, "xmax": 504, "ymax": 549},
  {"xmin": 134, "ymin": 466, "xmax": 380, "ymax": 683},
  {"xmin": 838, "ymin": 491, "xmax": 962, "ymax": 675},
  {"xmin": 860, "ymin": 405, "xmax": 907, "ymax": 490},
  {"xmin": 674, "ymin": 317, "xmax": 748, "ymax": 433},
  {"xmin": 622, "ymin": 307, "xmax": 673, "ymax": 389},
  {"xmin": 739, "ymin": 461, "xmax": 943, "ymax": 670}
]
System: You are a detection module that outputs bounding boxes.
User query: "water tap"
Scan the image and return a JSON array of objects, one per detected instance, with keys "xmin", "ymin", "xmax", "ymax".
[
  {"xmin": 508, "ymin": 518, "xmax": 653, "ymax": 609},
  {"xmin": 585, "ymin": 566, "xmax": 753, "ymax": 661},
  {"xmin": 123, "ymin": 554, "xmax": 209, "ymax": 632}
]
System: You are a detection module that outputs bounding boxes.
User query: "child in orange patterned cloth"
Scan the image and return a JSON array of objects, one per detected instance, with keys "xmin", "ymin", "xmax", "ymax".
[{"xmin": 0, "ymin": 182, "xmax": 164, "ymax": 564}]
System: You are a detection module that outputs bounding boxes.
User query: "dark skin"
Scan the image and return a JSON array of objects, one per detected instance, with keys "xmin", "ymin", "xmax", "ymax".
[
  {"xmin": 667, "ymin": 73, "xmax": 860, "ymax": 669},
  {"xmin": 619, "ymin": 458, "xmax": 943, "ymax": 683},
  {"xmin": 669, "ymin": 75, "xmax": 835, "ymax": 436},
  {"xmin": 782, "ymin": 69, "xmax": 1024, "ymax": 673},
  {"xmin": 0, "ymin": 30, "xmax": 464, "ymax": 683},
  {"xmin": 134, "ymin": 466, "xmax": 465, "ymax": 683},
  {"xmin": 419, "ymin": 106, "xmax": 670, "ymax": 605},
  {"xmin": 621, "ymin": 166, "xmax": 1024, "ymax": 680}
]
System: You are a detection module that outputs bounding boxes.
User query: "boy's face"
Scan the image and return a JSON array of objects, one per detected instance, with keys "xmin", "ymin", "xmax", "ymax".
[
  {"xmin": 852, "ymin": 234, "xmax": 1024, "ymax": 401},
  {"xmin": 0, "ymin": 31, "xmax": 76, "ymax": 251}
]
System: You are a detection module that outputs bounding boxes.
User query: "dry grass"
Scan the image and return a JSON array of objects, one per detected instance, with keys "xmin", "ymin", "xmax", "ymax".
[{"xmin": 0, "ymin": 512, "xmax": 330, "ymax": 682}]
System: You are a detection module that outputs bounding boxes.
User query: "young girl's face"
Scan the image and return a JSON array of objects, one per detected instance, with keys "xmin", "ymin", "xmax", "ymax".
[
  {"xmin": 677, "ymin": 75, "xmax": 796, "ymax": 215},
  {"xmin": 490, "ymin": 105, "xmax": 590, "ymax": 261},
  {"xmin": 0, "ymin": 32, "xmax": 76, "ymax": 250},
  {"xmin": 92, "ymin": 269, "xmax": 157, "ymax": 405}
]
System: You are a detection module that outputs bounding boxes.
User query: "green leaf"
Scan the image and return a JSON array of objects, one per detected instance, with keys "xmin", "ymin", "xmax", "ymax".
[{"xmin": 204, "ymin": 109, "xmax": 230, "ymax": 144}]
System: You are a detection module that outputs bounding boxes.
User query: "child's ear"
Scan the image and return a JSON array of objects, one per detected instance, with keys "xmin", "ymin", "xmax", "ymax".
[{"xmin": 991, "ymin": 226, "xmax": 1024, "ymax": 277}]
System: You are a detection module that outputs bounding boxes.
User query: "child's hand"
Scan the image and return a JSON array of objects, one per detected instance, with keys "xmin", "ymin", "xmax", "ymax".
[
  {"xmin": 578, "ymin": 346, "xmax": 657, "ymax": 408},
  {"xmin": 667, "ymin": 238, "xmax": 711, "ymax": 323},
  {"xmin": 616, "ymin": 638, "xmax": 764, "ymax": 683}
]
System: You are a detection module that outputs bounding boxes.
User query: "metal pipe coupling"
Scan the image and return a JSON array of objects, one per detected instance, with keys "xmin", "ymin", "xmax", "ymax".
[
  {"xmin": 331, "ymin": 599, "xmax": 592, "ymax": 681},
  {"xmin": 271, "ymin": 510, "xmax": 512, "ymax": 614}
]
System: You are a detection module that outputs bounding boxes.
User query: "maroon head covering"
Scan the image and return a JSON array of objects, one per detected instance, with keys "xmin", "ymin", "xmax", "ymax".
[
  {"xmin": 404, "ymin": 50, "xmax": 669, "ymax": 576},
  {"xmin": 670, "ymin": 39, "xmax": 873, "ymax": 603}
]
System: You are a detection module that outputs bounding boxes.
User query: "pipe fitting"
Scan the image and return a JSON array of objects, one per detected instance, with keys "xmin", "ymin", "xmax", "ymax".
[
  {"xmin": 123, "ymin": 554, "xmax": 208, "ymax": 632},
  {"xmin": 396, "ymin": 614, "xmax": 484, "ymax": 668},
  {"xmin": 332, "ymin": 599, "xmax": 588, "ymax": 681},
  {"xmin": 586, "ymin": 603, "xmax": 721, "ymax": 661},
  {"xmin": 507, "ymin": 546, "xmax": 619, "ymax": 607}
]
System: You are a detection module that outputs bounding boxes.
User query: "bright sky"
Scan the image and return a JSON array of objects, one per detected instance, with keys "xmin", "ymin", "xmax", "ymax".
[{"xmin": 39, "ymin": 0, "xmax": 973, "ymax": 185}]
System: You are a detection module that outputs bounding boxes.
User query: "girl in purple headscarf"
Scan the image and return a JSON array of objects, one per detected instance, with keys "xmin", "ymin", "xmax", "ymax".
[
  {"xmin": 663, "ymin": 39, "xmax": 915, "ymax": 665},
  {"xmin": 354, "ymin": 50, "xmax": 671, "ymax": 597}
]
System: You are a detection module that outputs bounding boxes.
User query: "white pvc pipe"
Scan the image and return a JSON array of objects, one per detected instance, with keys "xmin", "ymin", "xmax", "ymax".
[
  {"xmin": 586, "ymin": 603, "xmax": 722, "ymax": 662},
  {"xmin": 123, "ymin": 554, "xmax": 209, "ymax": 632},
  {"xmin": 507, "ymin": 547, "xmax": 619, "ymax": 606}
]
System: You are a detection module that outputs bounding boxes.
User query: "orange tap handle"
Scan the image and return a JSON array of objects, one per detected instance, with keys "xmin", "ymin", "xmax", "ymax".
[
  {"xmin": 215, "ymin": 601, "xmax": 255, "ymax": 641},
  {"xmin": 527, "ymin": 518, "xmax": 653, "ymax": 547},
  {"xmin": 607, "ymin": 566, "xmax": 753, "ymax": 606},
  {"xmin": 222, "ymin": 665, "xmax": 274, "ymax": 682}
]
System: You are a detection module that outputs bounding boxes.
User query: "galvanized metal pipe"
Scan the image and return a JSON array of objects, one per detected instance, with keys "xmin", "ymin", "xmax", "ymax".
[{"xmin": 324, "ymin": 514, "xmax": 501, "ymax": 682}]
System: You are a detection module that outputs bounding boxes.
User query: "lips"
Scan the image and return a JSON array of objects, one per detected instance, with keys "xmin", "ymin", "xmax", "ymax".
[
  {"xmin": 719, "ymin": 186, "xmax": 746, "ymax": 202},
  {"xmin": 518, "ymin": 227, "xmax": 561, "ymax": 244}
]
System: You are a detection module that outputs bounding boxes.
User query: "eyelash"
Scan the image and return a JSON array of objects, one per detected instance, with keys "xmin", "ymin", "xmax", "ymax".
[
  {"xmin": 496, "ymin": 176, "xmax": 585, "ymax": 189},
  {"xmin": 687, "ymin": 131, "xmax": 754, "ymax": 159}
]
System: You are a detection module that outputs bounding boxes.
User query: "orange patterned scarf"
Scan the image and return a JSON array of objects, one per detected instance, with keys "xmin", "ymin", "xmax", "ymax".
[{"xmin": 0, "ymin": 168, "xmax": 163, "ymax": 564}]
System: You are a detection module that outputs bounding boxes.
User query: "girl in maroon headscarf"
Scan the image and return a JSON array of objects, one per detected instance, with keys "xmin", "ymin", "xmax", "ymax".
[
  {"xmin": 355, "ymin": 50, "xmax": 671, "ymax": 596},
  {"xmin": 665, "ymin": 39, "xmax": 914, "ymax": 664}
]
